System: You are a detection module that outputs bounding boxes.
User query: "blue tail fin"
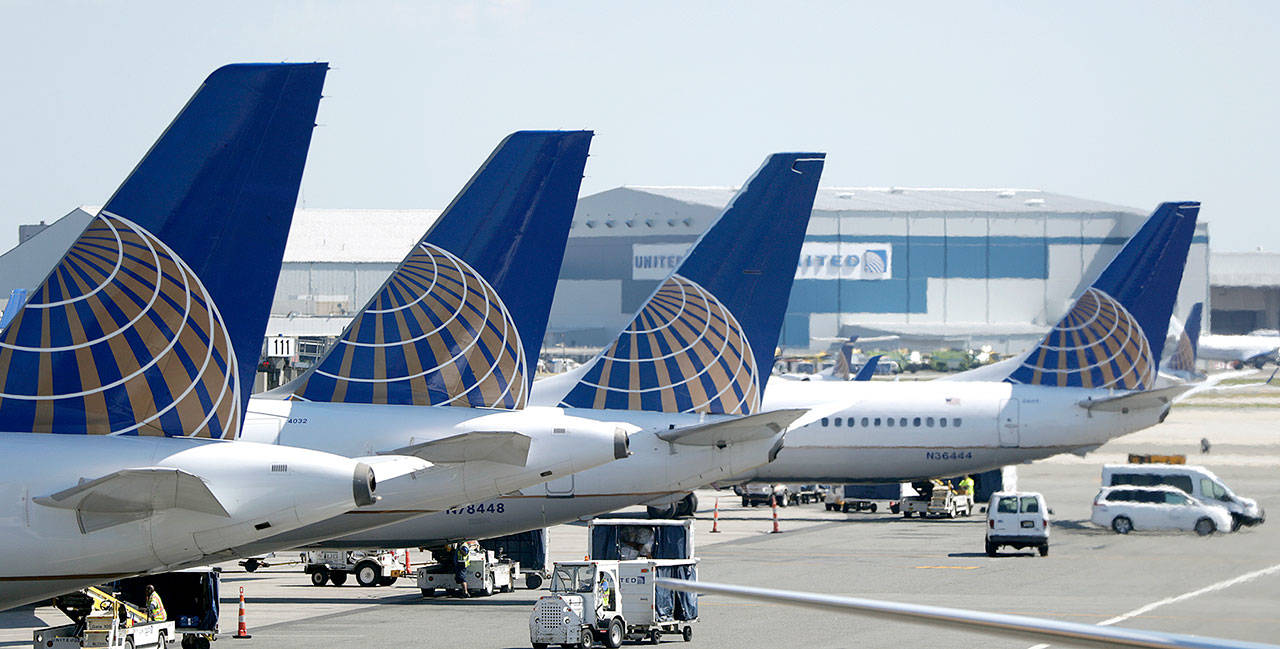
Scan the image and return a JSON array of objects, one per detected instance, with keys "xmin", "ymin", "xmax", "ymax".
[
  {"xmin": 0, "ymin": 63, "xmax": 326, "ymax": 437},
  {"xmin": 1006, "ymin": 202, "xmax": 1199, "ymax": 390},
  {"xmin": 288, "ymin": 131, "xmax": 592, "ymax": 408},
  {"xmin": 1166, "ymin": 302, "xmax": 1203, "ymax": 375},
  {"xmin": 557, "ymin": 153, "xmax": 825, "ymax": 414},
  {"xmin": 854, "ymin": 355, "xmax": 882, "ymax": 382}
]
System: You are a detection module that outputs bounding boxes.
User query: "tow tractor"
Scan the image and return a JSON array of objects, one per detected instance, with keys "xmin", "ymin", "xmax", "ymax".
[
  {"xmin": 304, "ymin": 549, "xmax": 407, "ymax": 587},
  {"xmin": 901, "ymin": 481, "xmax": 974, "ymax": 518},
  {"xmin": 34, "ymin": 586, "xmax": 174, "ymax": 649},
  {"xmin": 530, "ymin": 559, "xmax": 698, "ymax": 648},
  {"xmin": 417, "ymin": 542, "xmax": 519, "ymax": 597}
]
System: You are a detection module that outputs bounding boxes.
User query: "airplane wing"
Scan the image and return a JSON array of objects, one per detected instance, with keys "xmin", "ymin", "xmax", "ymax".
[
  {"xmin": 657, "ymin": 409, "xmax": 807, "ymax": 446},
  {"xmin": 1077, "ymin": 385, "xmax": 1193, "ymax": 413},
  {"xmin": 1175, "ymin": 369, "xmax": 1277, "ymax": 402},
  {"xmin": 654, "ymin": 578, "xmax": 1279, "ymax": 649},
  {"xmin": 34, "ymin": 467, "xmax": 229, "ymax": 534},
  {"xmin": 384, "ymin": 430, "xmax": 532, "ymax": 466}
]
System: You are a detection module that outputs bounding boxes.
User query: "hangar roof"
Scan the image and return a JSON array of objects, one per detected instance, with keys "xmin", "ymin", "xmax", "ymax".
[
  {"xmin": 617, "ymin": 186, "xmax": 1146, "ymax": 215},
  {"xmin": 1211, "ymin": 252, "xmax": 1280, "ymax": 287}
]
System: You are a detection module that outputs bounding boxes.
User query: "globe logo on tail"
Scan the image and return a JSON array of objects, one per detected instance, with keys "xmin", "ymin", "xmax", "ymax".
[
  {"xmin": 0, "ymin": 213, "xmax": 240, "ymax": 437},
  {"xmin": 1007, "ymin": 287, "xmax": 1154, "ymax": 390},
  {"xmin": 559, "ymin": 274, "xmax": 760, "ymax": 414},
  {"xmin": 294, "ymin": 242, "xmax": 526, "ymax": 408}
]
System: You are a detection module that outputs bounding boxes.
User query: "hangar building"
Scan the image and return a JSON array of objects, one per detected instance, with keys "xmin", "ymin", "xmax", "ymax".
[
  {"xmin": 4, "ymin": 189, "xmax": 1212, "ymax": 375},
  {"xmin": 553, "ymin": 187, "xmax": 1210, "ymax": 353}
]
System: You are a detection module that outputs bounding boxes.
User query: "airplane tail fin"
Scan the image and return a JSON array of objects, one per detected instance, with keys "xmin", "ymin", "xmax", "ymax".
[
  {"xmin": 1005, "ymin": 202, "xmax": 1199, "ymax": 391},
  {"xmin": 286, "ymin": 131, "xmax": 593, "ymax": 408},
  {"xmin": 1165, "ymin": 302, "xmax": 1203, "ymax": 375},
  {"xmin": 555, "ymin": 153, "xmax": 825, "ymax": 414},
  {"xmin": 853, "ymin": 355, "xmax": 882, "ymax": 382},
  {"xmin": 832, "ymin": 341, "xmax": 855, "ymax": 380},
  {"xmin": 0, "ymin": 63, "xmax": 326, "ymax": 437}
]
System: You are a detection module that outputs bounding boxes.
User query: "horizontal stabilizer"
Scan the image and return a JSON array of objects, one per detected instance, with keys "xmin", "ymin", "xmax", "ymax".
[
  {"xmin": 1078, "ymin": 385, "xmax": 1193, "ymax": 412},
  {"xmin": 657, "ymin": 408, "xmax": 807, "ymax": 446},
  {"xmin": 35, "ymin": 468, "xmax": 229, "ymax": 534},
  {"xmin": 385, "ymin": 431, "xmax": 532, "ymax": 466},
  {"xmin": 655, "ymin": 578, "xmax": 1278, "ymax": 649}
]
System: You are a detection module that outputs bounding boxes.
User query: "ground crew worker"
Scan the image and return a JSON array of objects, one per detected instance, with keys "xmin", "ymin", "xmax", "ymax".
[
  {"xmin": 957, "ymin": 475, "xmax": 975, "ymax": 497},
  {"xmin": 144, "ymin": 585, "xmax": 166, "ymax": 622},
  {"xmin": 453, "ymin": 542, "xmax": 471, "ymax": 597}
]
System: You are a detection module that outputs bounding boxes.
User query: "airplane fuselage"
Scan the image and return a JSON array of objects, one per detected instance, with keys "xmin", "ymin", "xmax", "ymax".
[
  {"xmin": 293, "ymin": 408, "xmax": 784, "ymax": 549},
  {"xmin": 0, "ymin": 433, "xmax": 372, "ymax": 610},
  {"xmin": 744, "ymin": 378, "xmax": 1169, "ymax": 483},
  {"xmin": 230, "ymin": 399, "xmax": 628, "ymax": 554}
]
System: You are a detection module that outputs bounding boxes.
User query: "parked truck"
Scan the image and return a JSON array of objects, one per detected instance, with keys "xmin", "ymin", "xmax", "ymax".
[
  {"xmin": 531, "ymin": 518, "xmax": 699, "ymax": 647},
  {"xmin": 304, "ymin": 550, "xmax": 407, "ymax": 587},
  {"xmin": 418, "ymin": 542, "xmax": 519, "ymax": 597},
  {"xmin": 824, "ymin": 483, "xmax": 909, "ymax": 513}
]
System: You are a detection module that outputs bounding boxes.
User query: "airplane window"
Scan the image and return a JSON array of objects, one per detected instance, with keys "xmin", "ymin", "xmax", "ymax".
[
  {"xmin": 886, "ymin": 418, "xmax": 895, "ymax": 428},
  {"xmin": 874, "ymin": 417, "xmax": 881, "ymax": 426},
  {"xmin": 821, "ymin": 418, "xmax": 829, "ymax": 427},
  {"xmin": 926, "ymin": 417, "xmax": 935, "ymax": 427},
  {"xmin": 861, "ymin": 417, "xmax": 869, "ymax": 427},
  {"xmin": 912, "ymin": 417, "xmax": 921, "ymax": 427},
  {"xmin": 939, "ymin": 418, "xmax": 947, "ymax": 428},
  {"xmin": 899, "ymin": 418, "xmax": 908, "ymax": 427},
  {"xmin": 952, "ymin": 418, "xmax": 961, "ymax": 427},
  {"xmin": 834, "ymin": 418, "xmax": 842, "ymax": 427}
]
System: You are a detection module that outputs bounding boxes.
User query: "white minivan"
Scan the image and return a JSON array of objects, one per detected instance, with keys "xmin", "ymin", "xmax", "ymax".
[
  {"xmin": 1091, "ymin": 485, "xmax": 1233, "ymax": 535},
  {"xmin": 986, "ymin": 491, "xmax": 1050, "ymax": 557},
  {"xmin": 1101, "ymin": 464, "xmax": 1264, "ymax": 530}
]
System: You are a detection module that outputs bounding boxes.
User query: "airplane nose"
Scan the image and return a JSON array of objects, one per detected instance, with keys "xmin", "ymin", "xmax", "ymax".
[
  {"xmin": 352, "ymin": 461, "xmax": 378, "ymax": 507},
  {"xmin": 614, "ymin": 427, "xmax": 631, "ymax": 459}
]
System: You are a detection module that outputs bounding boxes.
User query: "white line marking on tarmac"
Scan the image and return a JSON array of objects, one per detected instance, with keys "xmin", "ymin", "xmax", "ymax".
[{"xmin": 1026, "ymin": 561, "xmax": 1280, "ymax": 649}]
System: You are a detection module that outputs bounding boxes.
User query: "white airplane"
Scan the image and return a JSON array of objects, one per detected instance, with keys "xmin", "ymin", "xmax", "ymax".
[
  {"xmin": 289, "ymin": 152, "xmax": 835, "ymax": 549},
  {"xmin": 0, "ymin": 64, "xmax": 399, "ymax": 610},
  {"xmin": 656, "ymin": 578, "xmax": 1279, "ymax": 649},
  {"xmin": 732, "ymin": 201, "xmax": 1202, "ymax": 484},
  {"xmin": 1196, "ymin": 329, "xmax": 1280, "ymax": 368},
  {"xmin": 222, "ymin": 131, "xmax": 632, "ymax": 557}
]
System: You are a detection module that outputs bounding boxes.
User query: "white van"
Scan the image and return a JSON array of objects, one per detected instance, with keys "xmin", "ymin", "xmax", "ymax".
[
  {"xmin": 985, "ymin": 491, "xmax": 1049, "ymax": 557},
  {"xmin": 1100, "ymin": 465, "xmax": 1264, "ymax": 530}
]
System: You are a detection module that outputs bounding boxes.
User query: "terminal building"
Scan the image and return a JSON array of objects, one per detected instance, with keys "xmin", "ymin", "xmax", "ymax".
[
  {"xmin": 553, "ymin": 187, "xmax": 1210, "ymax": 353},
  {"xmin": 2, "ymin": 188, "xmax": 1219, "ymax": 382}
]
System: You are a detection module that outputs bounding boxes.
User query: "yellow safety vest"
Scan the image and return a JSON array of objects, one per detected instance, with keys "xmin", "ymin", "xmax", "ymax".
[
  {"xmin": 147, "ymin": 592, "xmax": 167, "ymax": 622},
  {"xmin": 958, "ymin": 478, "xmax": 974, "ymax": 495}
]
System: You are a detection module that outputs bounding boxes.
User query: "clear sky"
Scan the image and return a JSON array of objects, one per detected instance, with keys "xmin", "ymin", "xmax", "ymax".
[{"xmin": 1, "ymin": 1, "xmax": 1276, "ymax": 253}]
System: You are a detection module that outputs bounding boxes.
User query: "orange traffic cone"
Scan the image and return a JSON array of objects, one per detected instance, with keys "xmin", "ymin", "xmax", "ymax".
[
  {"xmin": 404, "ymin": 549, "xmax": 412, "ymax": 573},
  {"xmin": 710, "ymin": 497, "xmax": 721, "ymax": 533},
  {"xmin": 770, "ymin": 494, "xmax": 782, "ymax": 534},
  {"xmin": 233, "ymin": 586, "xmax": 252, "ymax": 639}
]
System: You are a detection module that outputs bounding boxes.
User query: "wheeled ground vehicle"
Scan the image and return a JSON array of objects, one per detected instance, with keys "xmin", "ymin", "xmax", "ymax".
[
  {"xmin": 1091, "ymin": 485, "xmax": 1232, "ymax": 536},
  {"xmin": 303, "ymin": 550, "xmax": 407, "ymax": 587},
  {"xmin": 987, "ymin": 491, "xmax": 1051, "ymax": 556},
  {"xmin": 418, "ymin": 544, "xmax": 518, "ymax": 597},
  {"xmin": 530, "ymin": 559, "xmax": 698, "ymax": 648},
  {"xmin": 35, "ymin": 586, "xmax": 175, "ymax": 649},
  {"xmin": 739, "ymin": 483, "xmax": 789, "ymax": 507},
  {"xmin": 902, "ymin": 482, "xmax": 973, "ymax": 518}
]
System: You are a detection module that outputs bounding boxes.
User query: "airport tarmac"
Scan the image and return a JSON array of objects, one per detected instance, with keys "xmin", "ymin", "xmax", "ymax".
[{"xmin": 2, "ymin": 402, "xmax": 1278, "ymax": 649}]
